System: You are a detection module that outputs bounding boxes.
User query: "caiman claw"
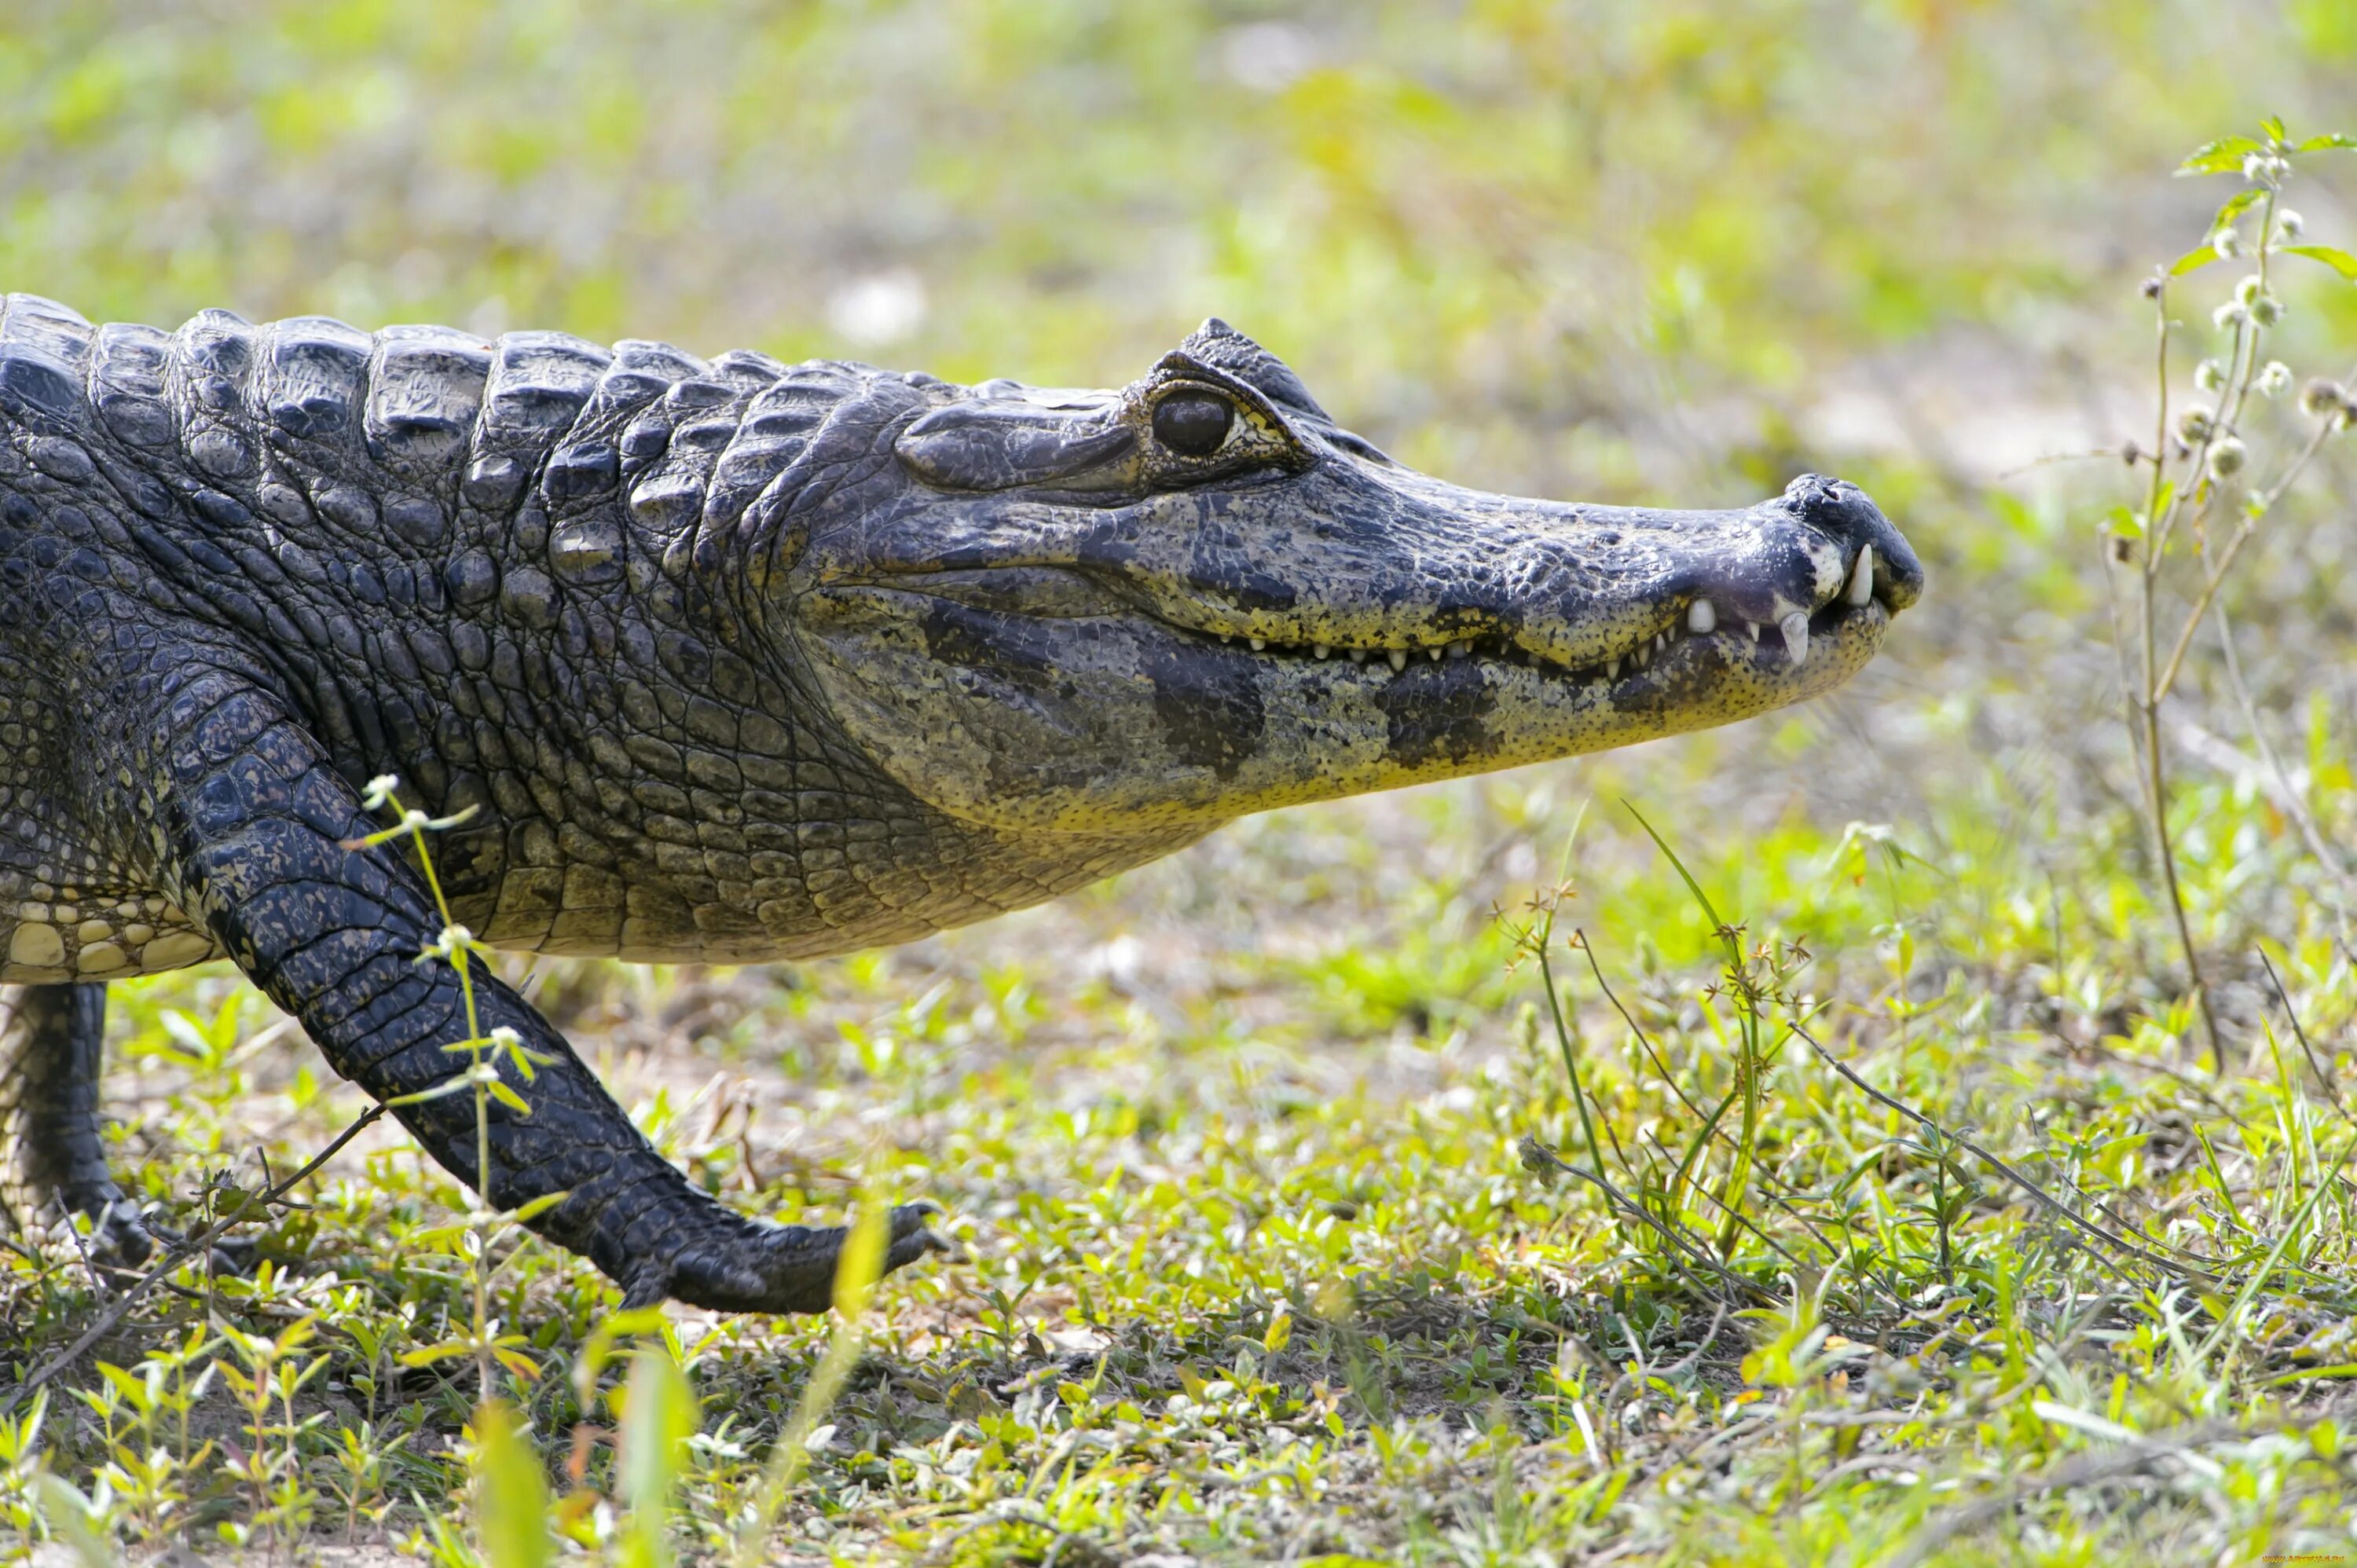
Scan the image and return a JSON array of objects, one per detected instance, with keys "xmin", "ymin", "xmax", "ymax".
[{"xmin": 621, "ymin": 1201, "xmax": 951, "ymax": 1314}]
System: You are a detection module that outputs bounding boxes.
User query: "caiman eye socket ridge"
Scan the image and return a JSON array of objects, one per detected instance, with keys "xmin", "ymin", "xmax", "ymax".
[{"xmin": 1152, "ymin": 391, "xmax": 1234, "ymax": 457}]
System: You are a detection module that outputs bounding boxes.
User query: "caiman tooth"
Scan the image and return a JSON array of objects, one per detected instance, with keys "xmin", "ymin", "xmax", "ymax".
[
  {"xmin": 1688, "ymin": 597, "xmax": 1716, "ymax": 633},
  {"xmin": 1313, "ymin": 643, "xmax": 1331, "ymax": 659},
  {"xmin": 1387, "ymin": 649, "xmax": 1408, "ymax": 672},
  {"xmin": 1780, "ymin": 611, "xmax": 1809, "ymax": 665},
  {"xmin": 1846, "ymin": 544, "xmax": 1875, "ymax": 607},
  {"xmin": 1249, "ymin": 637, "xmax": 1266, "ymax": 650},
  {"xmin": 1347, "ymin": 648, "xmax": 1369, "ymax": 663}
]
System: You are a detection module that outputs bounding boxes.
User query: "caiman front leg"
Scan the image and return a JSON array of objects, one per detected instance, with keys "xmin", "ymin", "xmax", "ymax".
[
  {"xmin": 0, "ymin": 981, "xmax": 155, "ymax": 1265},
  {"xmin": 149, "ymin": 667, "xmax": 944, "ymax": 1311}
]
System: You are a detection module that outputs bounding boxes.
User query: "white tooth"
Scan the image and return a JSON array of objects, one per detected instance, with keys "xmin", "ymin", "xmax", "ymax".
[
  {"xmin": 1221, "ymin": 635, "xmax": 1233, "ymax": 645},
  {"xmin": 1348, "ymin": 648, "xmax": 1368, "ymax": 663},
  {"xmin": 1314, "ymin": 643, "xmax": 1330, "ymax": 659},
  {"xmin": 1428, "ymin": 647, "xmax": 1442, "ymax": 661},
  {"xmin": 1745, "ymin": 620, "xmax": 1761, "ymax": 643},
  {"xmin": 1655, "ymin": 632, "xmax": 1666, "ymax": 652},
  {"xmin": 1249, "ymin": 637, "xmax": 1266, "ymax": 650},
  {"xmin": 1606, "ymin": 657, "xmax": 1621, "ymax": 679},
  {"xmin": 1387, "ymin": 649, "xmax": 1408, "ymax": 672},
  {"xmin": 1448, "ymin": 640, "xmax": 1470, "ymax": 658},
  {"xmin": 1780, "ymin": 611, "xmax": 1809, "ymax": 665},
  {"xmin": 1688, "ymin": 598, "xmax": 1716, "ymax": 634},
  {"xmin": 1846, "ymin": 544, "xmax": 1875, "ymax": 607}
]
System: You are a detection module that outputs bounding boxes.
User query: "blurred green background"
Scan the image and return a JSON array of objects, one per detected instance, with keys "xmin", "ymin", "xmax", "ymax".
[{"xmin": 8, "ymin": 0, "xmax": 2355, "ymax": 515}]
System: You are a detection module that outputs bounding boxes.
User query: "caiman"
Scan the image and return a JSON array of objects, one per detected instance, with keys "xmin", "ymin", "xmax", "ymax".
[{"xmin": 0, "ymin": 295, "xmax": 1921, "ymax": 1312}]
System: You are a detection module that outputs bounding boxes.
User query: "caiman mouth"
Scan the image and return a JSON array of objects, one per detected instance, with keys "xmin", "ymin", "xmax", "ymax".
[
  {"xmin": 856, "ymin": 526, "xmax": 1896, "ymax": 709},
  {"xmin": 1135, "ymin": 540, "xmax": 1893, "ymax": 697}
]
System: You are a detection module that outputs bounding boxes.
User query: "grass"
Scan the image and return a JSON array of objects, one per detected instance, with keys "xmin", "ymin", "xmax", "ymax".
[{"xmin": 5, "ymin": 595, "xmax": 2357, "ymax": 1562}]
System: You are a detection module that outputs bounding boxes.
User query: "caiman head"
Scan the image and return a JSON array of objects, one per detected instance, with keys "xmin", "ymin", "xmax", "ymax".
[{"xmin": 783, "ymin": 320, "xmax": 1922, "ymax": 835}]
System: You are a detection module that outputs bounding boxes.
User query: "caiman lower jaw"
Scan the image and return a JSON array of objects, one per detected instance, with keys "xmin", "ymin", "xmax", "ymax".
[
  {"xmin": 1143, "ymin": 592, "xmax": 1893, "ymax": 738},
  {"xmin": 797, "ymin": 570, "xmax": 1893, "ymax": 837}
]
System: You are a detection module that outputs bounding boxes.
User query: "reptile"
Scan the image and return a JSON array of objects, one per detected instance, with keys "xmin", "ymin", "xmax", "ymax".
[{"xmin": 0, "ymin": 294, "xmax": 1920, "ymax": 1313}]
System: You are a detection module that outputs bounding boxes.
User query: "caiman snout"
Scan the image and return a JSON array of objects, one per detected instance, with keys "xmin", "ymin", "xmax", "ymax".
[
  {"xmin": 1230, "ymin": 463, "xmax": 1919, "ymax": 689},
  {"xmin": 1612, "ymin": 471, "xmax": 1919, "ymax": 674}
]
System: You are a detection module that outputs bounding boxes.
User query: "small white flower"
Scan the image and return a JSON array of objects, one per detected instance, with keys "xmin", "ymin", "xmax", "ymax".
[
  {"xmin": 2212, "ymin": 229, "xmax": 2243, "ymax": 259},
  {"xmin": 2194, "ymin": 359, "xmax": 2225, "ymax": 393},
  {"xmin": 2252, "ymin": 293, "xmax": 2286, "ymax": 327},
  {"xmin": 490, "ymin": 1025, "xmax": 522, "ymax": 1049},
  {"xmin": 2207, "ymin": 437, "xmax": 2247, "ymax": 479},
  {"xmin": 2176, "ymin": 406, "xmax": 2216, "ymax": 444},
  {"xmin": 2276, "ymin": 209, "xmax": 2305, "ymax": 240},
  {"xmin": 2257, "ymin": 361, "xmax": 2293, "ymax": 397},
  {"xmin": 362, "ymin": 775, "xmax": 401, "ymax": 810},
  {"xmin": 2214, "ymin": 301, "xmax": 2248, "ymax": 330}
]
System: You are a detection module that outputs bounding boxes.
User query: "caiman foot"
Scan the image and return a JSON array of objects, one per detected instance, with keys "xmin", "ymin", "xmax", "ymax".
[
  {"xmin": 50, "ymin": 1196, "xmax": 263, "ymax": 1279},
  {"xmin": 15, "ymin": 1189, "xmax": 259, "ymax": 1278},
  {"xmin": 621, "ymin": 1202, "xmax": 952, "ymax": 1314},
  {"xmin": 47, "ymin": 1192, "xmax": 159, "ymax": 1271},
  {"xmin": 148, "ymin": 1220, "xmax": 262, "ymax": 1277}
]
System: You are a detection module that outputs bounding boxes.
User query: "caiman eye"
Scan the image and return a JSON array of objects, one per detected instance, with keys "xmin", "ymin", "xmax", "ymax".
[{"xmin": 1153, "ymin": 392, "xmax": 1233, "ymax": 457}]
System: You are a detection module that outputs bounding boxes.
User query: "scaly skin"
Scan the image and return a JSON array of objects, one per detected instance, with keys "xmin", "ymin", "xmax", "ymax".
[{"xmin": 0, "ymin": 294, "xmax": 1921, "ymax": 1310}]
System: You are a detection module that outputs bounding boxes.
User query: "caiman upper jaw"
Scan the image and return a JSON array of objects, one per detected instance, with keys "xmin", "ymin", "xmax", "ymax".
[{"xmin": 1105, "ymin": 470, "xmax": 1920, "ymax": 685}]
